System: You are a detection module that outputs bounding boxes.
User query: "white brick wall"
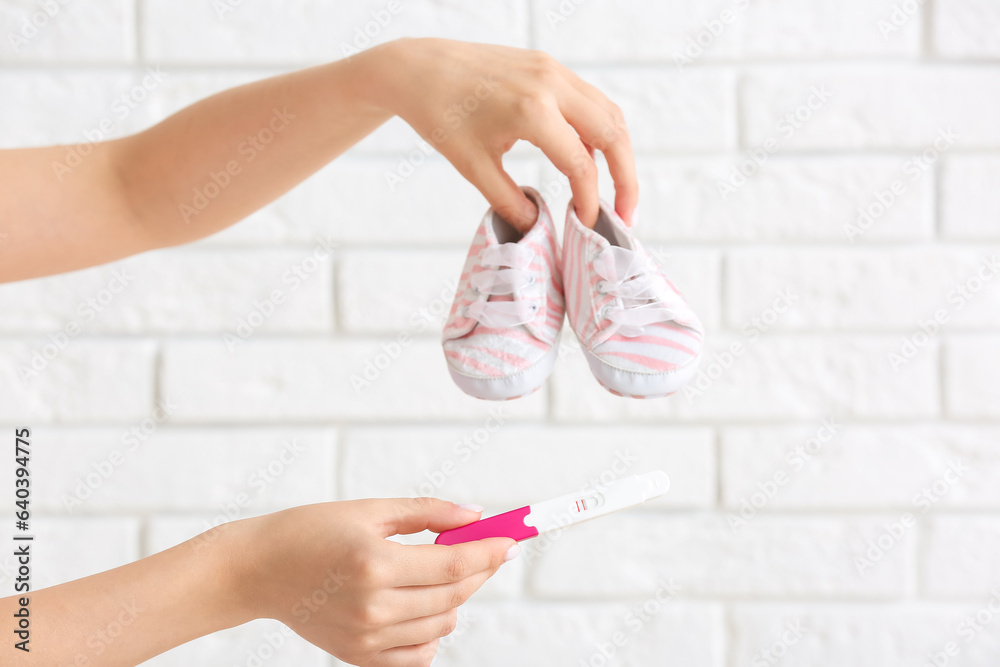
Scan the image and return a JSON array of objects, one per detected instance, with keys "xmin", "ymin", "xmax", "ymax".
[{"xmin": 0, "ymin": 1, "xmax": 998, "ymax": 665}]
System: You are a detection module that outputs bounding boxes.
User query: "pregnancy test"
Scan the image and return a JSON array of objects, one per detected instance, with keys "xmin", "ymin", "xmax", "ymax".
[{"xmin": 435, "ymin": 470, "xmax": 669, "ymax": 546}]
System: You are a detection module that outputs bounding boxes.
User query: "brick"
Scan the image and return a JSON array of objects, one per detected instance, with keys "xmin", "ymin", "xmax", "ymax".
[
  {"xmin": 0, "ymin": 0, "xmax": 135, "ymax": 62},
  {"xmin": 534, "ymin": 0, "xmax": 919, "ymax": 63},
  {"xmin": 528, "ymin": 513, "xmax": 912, "ymax": 598},
  {"xmin": 433, "ymin": 601, "xmax": 724, "ymax": 667},
  {"xmin": 643, "ymin": 156, "xmax": 932, "ymax": 242},
  {"xmin": 0, "ymin": 70, "xmax": 143, "ymax": 147},
  {"xmin": 32, "ymin": 427, "xmax": 336, "ymax": 513},
  {"xmin": 143, "ymin": 0, "xmax": 529, "ymax": 64},
  {"xmin": 338, "ymin": 249, "xmax": 464, "ymax": 334},
  {"xmin": 942, "ymin": 156, "xmax": 1000, "ymax": 240},
  {"xmin": 550, "ymin": 335, "xmax": 939, "ymax": 422},
  {"xmin": 0, "ymin": 341, "xmax": 155, "ymax": 423},
  {"xmin": 722, "ymin": 425, "xmax": 1000, "ymax": 509},
  {"xmin": 0, "ymin": 249, "xmax": 333, "ymax": 334},
  {"xmin": 161, "ymin": 339, "xmax": 546, "ymax": 422},
  {"xmin": 731, "ymin": 604, "xmax": 1000, "ymax": 667},
  {"xmin": 946, "ymin": 336, "xmax": 1000, "ymax": 418},
  {"xmin": 924, "ymin": 516, "xmax": 1000, "ymax": 596},
  {"xmin": 726, "ymin": 247, "xmax": 1000, "ymax": 330},
  {"xmin": 544, "ymin": 156, "xmax": 932, "ymax": 242},
  {"xmin": 934, "ymin": 0, "xmax": 1000, "ymax": 58},
  {"xmin": 576, "ymin": 67, "xmax": 737, "ymax": 152},
  {"xmin": 742, "ymin": 67, "xmax": 1000, "ymax": 149},
  {"xmin": 10, "ymin": 517, "xmax": 140, "ymax": 589},
  {"xmin": 341, "ymin": 426, "xmax": 715, "ymax": 508}
]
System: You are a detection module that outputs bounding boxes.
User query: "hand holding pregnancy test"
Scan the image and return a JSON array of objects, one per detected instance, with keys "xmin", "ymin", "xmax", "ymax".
[{"xmin": 435, "ymin": 470, "xmax": 669, "ymax": 545}]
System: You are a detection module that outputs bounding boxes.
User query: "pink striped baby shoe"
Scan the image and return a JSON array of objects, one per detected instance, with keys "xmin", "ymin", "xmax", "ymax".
[
  {"xmin": 562, "ymin": 199, "xmax": 703, "ymax": 398},
  {"xmin": 442, "ymin": 187, "xmax": 564, "ymax": 400}
]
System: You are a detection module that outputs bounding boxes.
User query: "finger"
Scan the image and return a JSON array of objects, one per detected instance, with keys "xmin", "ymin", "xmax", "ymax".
[
  {"xmin": 558, "ymin": 91, "xmax": 638, "ymax": 226},
  {"xmin": 374, "ymin": 497, "xmax": 484, "ymax": 538},
  {"xmin": 365, "ymin": 639, "xmax": 439, "ymax": 667},
  {"xmin": 451, "ymin": 151, "xmax": 538, "ymax": 233},
  {"xmin": 386, "ymin": 567, "xmax": 494, "ymax": 622},
  {"xmin": 525, "ymin": 112, "xmax": 599, "ymax": 228},
  {"xmin": 381, "ymin": 609, "xmax": 460, "ymax": 650},
  {"xmin": 389, "ymin": 536, "xmax": 514, "ymax": 586}
]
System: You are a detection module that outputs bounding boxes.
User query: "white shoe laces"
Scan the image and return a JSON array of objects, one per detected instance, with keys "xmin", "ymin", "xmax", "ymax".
[
  {"xmin": 464, "ymin": 243, "xmax": 539, "ymax": 328},
  {"xmin": 593, "ymin": 246, "xmax": 679, "ymax": 337}
]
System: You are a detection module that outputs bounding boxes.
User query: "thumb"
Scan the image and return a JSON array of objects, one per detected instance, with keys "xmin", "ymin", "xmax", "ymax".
[{"xmin": 375, "ymin": 497, "xmax": 483, "ymax": 537}]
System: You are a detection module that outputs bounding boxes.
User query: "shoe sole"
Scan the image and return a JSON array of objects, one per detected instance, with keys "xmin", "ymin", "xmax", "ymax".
[
  {"xmin": 447, "ymin": 340, "xmax": 560, "ymax": 401},
  {"xmin": 582, "ymin": 348, "xmax": 701, "ymax": 399}
]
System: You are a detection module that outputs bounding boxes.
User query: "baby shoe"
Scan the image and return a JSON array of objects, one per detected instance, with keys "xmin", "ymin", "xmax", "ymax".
[
  {"xmin": 442, "ymin": 187, "xmax": 564, "ymax": 400},
  {"xmin": 562, "ymin": 199, "xmax": 703, "ymax": 398}
]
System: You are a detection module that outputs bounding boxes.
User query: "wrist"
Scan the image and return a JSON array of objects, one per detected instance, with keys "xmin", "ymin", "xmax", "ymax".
[
  {"xmin": 343, "ymin": 38, "xmax": 414, "ymax": 118},
  {"xmin": 201, "ymin": 521, "xmax": 261, "ymax": 628}
]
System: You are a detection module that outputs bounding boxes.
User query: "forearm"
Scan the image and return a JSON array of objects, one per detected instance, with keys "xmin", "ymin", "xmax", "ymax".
[
  {"xmin": 0, "ymin": 44, "xmax": 395, "ymax": 283},
  {"xmin": 112, "ymin": 49, "xmax": 392, "ymax": 248},
  {"xmin": 0, "ymin": 525, "xmax": 248, "ymax": 666}
]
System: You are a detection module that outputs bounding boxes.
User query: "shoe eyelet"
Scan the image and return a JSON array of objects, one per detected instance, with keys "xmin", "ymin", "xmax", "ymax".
[{"xmin": 596, "ymin": 280, "xmax": 608, "ymax": 294}]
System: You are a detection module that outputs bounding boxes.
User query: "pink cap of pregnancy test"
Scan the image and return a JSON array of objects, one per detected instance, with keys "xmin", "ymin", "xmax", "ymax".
[{"xmin": 434, "ymin": 505, "xmax": 539, "ymax": 545}]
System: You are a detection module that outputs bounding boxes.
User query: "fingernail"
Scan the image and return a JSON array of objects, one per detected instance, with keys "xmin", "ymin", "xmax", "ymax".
[
  {"xmin": 504, "ymin": 543, "xmax": 521, "ymax": 562},
  {"xmin": 458, "ymin": 503, "xmax": 484, "ymax": 513}
]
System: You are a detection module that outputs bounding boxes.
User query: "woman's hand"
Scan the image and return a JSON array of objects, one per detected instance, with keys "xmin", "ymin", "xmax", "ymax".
[
  {"xmin": 0, "ymin": 38, "xmax": 635, "ymax": 281},
  {"xmin": 358, "ymin": 38, "xmax": 638, "ymax": 231},
  {"xmin": 229, "ymin": 497, "xmax": 517, "ymax": 666}
]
